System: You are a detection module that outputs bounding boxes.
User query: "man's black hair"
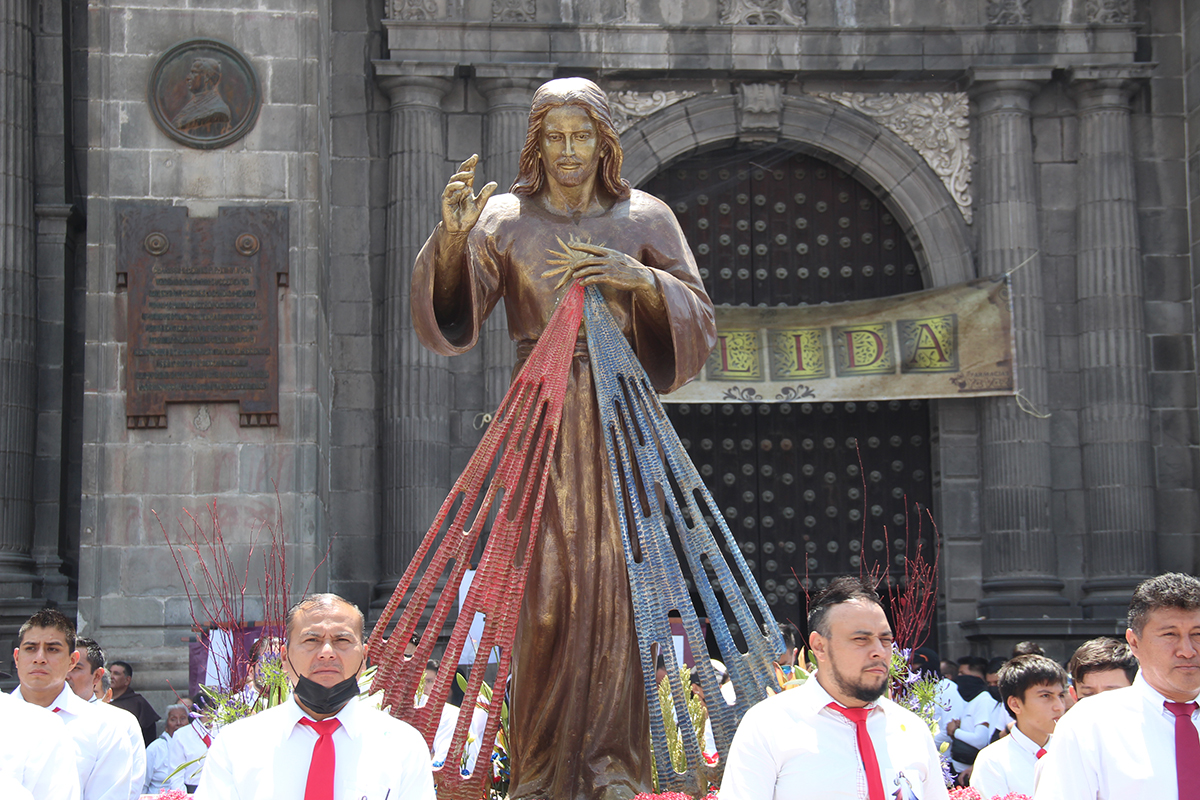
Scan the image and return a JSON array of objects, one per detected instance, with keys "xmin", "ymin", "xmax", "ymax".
[
  {"xmin": 110, "ymin": 660, "xmax": 133, "ymax": 678},
  {"xmin": 986, "ymin": 656, "xmax": 1008, "ymax": 676},
  {"xmin": 957, "ymin": 655, "xmax": 988, "ymax": 675},
  {"xmin": 18, "ymin": 607, "xmax": 76, "ymax": 652},
  {"xmin": 779, "ymin": 621, "xmax": 802, "ymax": 653},
  {"xmin": 1067, "ymin": 636, "xmax": 1139, "ymax": 685},
  {"xmin": 1012, "ymin": 641, "xmax": 1044, "ymax": 657},
  {"xmin": 76, "ymin": 637, "xmax": 105, "ymax": 673},
  {"xmin": 998, "ymin": 654, "xmax": 1068, "ymax": 719},
  {"xmin": 806, "ymin": 576, "xmax": 883, "ymax": 639},
  {"xmin": 1128, "ymin": 572, "xmax": 1200, "ymax": 635}
]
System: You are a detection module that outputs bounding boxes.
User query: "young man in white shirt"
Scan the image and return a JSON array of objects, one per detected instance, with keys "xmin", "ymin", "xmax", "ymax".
[
  {"xmin": 971, "ymin": 655, "xmax": 1067, "ymax": 797},
  {"xmin": 195, "ymin": 593, "xmax": 435, "ymax": 800},
  {"xmin": 10, "ymin": 608, "xmax": 144, "ymax": 800},
  {"xmin": 1035, "ymin": 572, "xmax": 1200, "ymax": 799},
  {"xmin": 721, "ymin": 576, "xmax": 949, "ymax": 800},
  {"xmin": 1065, "ymin": 636, "xmax": 1137, "ymax": 704},
  {"xmin": 0, "ymin": 690, "xmax": 81, "ymax": 800}
]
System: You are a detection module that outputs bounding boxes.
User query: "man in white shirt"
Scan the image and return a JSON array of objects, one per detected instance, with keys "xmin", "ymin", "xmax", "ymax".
[
  {"xmin": 10, "ymin": 608, "xmax": 144, "ymax": 800},
  {"xmin": 145, "ymin": 703, "xmax": 189, "ymax": 794},
  {"xmin": 195, "ymin": 592, "xmax": 435, "ymax": 800},
  {"xmin": 0, "ymin": 690, "xmax": 81, "ymax": 800},
  {"xmin": 971, "ymin": 654, "xmax": 1067, "ymax": 797},
  {"xmin": 1035, "ymin": 572, "xmax": 1200, "ymax": 800},
  {"xmin": 1065, "ymin": 636, "xmax": 1137, "ymax": 704},
  {"xmin": 66, "ymin": 638, "xmax": 147, "ymax": 799},
  {"xmin": 721, "ymin": 577, "xmax": 949, "ymax": 800}
]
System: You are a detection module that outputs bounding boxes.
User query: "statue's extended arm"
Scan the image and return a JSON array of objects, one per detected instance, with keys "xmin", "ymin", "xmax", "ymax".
[{"xmin": 430, "ymin": 154, "xmax": 498, "ymax": 322}]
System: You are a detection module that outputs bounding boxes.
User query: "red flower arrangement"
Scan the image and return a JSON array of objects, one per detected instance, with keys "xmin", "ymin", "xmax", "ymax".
[{"xmin": 948, "ymin": 789, "xmax": 1030, "ymax": 800}]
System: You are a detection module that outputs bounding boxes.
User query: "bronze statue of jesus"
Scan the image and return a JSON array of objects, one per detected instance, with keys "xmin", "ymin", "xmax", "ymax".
[{"xmin": 411, "ymin": 77, "xmax": 716, "ymax": 800}]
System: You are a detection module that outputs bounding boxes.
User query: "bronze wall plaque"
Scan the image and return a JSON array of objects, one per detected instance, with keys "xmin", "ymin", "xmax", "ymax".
[
  {"xmin": 148, "ymin": 39, "xmax": 261, "ymax": 150},
  {"xmin": 117, "ymin": 205, "xmax": 288, "ymax": 428}
]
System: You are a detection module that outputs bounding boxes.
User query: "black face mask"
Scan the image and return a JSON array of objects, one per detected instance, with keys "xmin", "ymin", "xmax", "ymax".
[{"xmin": 288, "ymin": 656, "xmax": 362, "ymax": 716}]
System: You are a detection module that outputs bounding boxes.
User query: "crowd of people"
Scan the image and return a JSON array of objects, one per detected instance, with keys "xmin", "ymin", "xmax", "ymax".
[
  {"xmin": 4, "ymin": 571, "xmax": 1198, "ymax": 799},
  {"xmin": 720, "ymin": 571, "xmax": 1200, "ymax": 800}
]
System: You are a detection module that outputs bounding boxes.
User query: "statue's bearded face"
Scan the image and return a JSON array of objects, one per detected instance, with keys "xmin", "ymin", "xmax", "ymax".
[{"xmin": 539, "ymin": 105, "xmax": 601, "ymax": 190}]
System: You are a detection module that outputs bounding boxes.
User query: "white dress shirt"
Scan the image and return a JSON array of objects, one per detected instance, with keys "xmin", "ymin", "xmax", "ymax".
[
  {"xmin": 720, "ymin": 673, "xmax": 950, "ymax": 800},
  {"xmin": 0, "ymin": 691, "xmax": 81, "ymax": 800},
  {"xmin": 144, "ymin": 732, "xmax": 173, "ymax": 794},
  {"xmin": 1034, "ymin": 671, "xmax": 1200, "ymax": 800},
  {"xmin": 166, "ymin": 718, "xmax": 212, "ymax": 789},
  {"xmin": 11, "ymin": 683, "xmax": 142, "ymax": 800},
  {"xmin": 971, "ymin": 724, "xmax": 1045, "ymax": 798},
  {"xmin": 194, "ymin": 695, "xmax": 436, "ymax": 800}
]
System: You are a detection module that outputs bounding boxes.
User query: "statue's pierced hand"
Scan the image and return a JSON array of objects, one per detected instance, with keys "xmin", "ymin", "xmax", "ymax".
[
  {"xmin": 545, "ymin": 241, "xmax": 658, "ymax": 297},
  {"xmin": 442, "ymin": 155, "xmax": 498, "ymax": 236}
]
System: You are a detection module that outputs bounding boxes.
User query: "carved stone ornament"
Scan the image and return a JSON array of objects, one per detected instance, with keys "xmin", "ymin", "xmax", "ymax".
[
  {"xmin": 738, "ymin": 83, "xmax": 784, "ymax": 131},
  {"xmin": 719, "ymin": 0, "xmax": 806, "ymax": 26},
  {"xmin": 493, "ymin": 0, "xmax": 535, "ymax": 21},
  {"xmin": 607, "ymin": 90, "xmax": 699, "ymax": 134},
  {"xmin": 817, "ymin": 92, "xmax": 973, "ymax": 223},
  {"xmin": 987, "ymin": 0, "xmax": 1031, "ymax": 24},
  {"xmin": 391, "ymin": 0, "xmax": 442, "ymax": 20},
  {"xmin": 1086, "ymin": 0, "xmax": 1133, "ymax": 23}
]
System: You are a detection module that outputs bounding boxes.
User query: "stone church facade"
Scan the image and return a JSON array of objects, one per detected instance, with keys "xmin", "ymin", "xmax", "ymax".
[{"xmin": 2, "ymin": 0, "xmax": 1198, "ymax": 702}]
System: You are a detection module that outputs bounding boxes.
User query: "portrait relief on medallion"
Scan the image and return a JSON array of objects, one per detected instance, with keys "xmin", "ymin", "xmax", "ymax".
[{"xmin": 148, "ymin": 39, "xmax": 261, "ymax": 150}]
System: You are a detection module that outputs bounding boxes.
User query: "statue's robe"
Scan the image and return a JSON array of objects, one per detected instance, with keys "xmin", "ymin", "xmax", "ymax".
[{"xmin": 412, "ymin": 190, "xmax": 716, "ymax": 800}]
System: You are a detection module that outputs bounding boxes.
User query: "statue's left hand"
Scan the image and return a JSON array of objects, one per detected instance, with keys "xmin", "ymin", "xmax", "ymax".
[{"xmin": 546, "ymin": 242, "xmax": 658, "ymax": 298}]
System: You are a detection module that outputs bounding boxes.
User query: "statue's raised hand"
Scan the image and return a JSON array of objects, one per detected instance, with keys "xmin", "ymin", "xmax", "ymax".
[{"xmin": 442, "ymin": 155, "xmax": 499, "ymax": 235}]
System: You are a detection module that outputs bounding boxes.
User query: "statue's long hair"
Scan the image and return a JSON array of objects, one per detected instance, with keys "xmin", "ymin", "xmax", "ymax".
[{"xmin": 511, "ymin": 78, "xmax": 632, "ymax": 202}]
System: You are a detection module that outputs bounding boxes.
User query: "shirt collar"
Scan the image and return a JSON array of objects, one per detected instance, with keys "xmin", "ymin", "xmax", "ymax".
[
  {"xmin": 1132, "ymin": 670, "xmax": 1200, "ymax": 707},
  {"xmin": 801, "ymin": 670, "xmax": 885, "ymax": 717},
  {"xmin": 1007, "ymin": 723, "xmax": 1046, "ymax": 755},
  {"xmin": 287, "ymin": 694, "xmax": 364, "ymax": 740},
  {"xmin": 12, "ymin": 683, "xmax": 86, "ymax": 717}
]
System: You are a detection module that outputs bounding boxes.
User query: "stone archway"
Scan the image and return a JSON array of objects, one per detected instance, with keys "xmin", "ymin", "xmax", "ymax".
[
  {"xmin": 619, "ymin": 92, "xmax": 974, "ymax": 290},
  {"xmin": 619, "ymin": 91, "xmax": 979, "ymax": 648}
]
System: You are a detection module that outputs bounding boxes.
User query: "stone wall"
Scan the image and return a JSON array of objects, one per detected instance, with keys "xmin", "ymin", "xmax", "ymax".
[{"xmin": 78, "ymin": 0, "xmax": 339, "ymax": 710}]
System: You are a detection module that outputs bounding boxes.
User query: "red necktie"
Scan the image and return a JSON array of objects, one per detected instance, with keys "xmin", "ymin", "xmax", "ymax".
[
  {"xmin": 1165, "ymin": 701, "xmax": 1200, "ymax": 800},
  {"xmin": 829, "ymin": 703, "xmax": 886, "ymax": 800},
  {"xmin": 1035, "ymin": 747, "xmax": 1046, "ymax": 759},
  {"xmin": 299, "ymin": 717, "xmax": 341, "ymax": 800}
]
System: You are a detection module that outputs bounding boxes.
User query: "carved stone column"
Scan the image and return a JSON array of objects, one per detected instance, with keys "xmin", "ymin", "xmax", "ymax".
[
  {"xmin": 374, "ymin": 63, "xmax": 457, "ymax": 602},
  {"xmin": 0, "ymin": 0, "xmax": 39, "ymax": 599},
  {"xmin": 969, "ymin": 68, "xmax": 1067, "ymax": 617},
  {"xmin": 475, "ymin": 64, "xmax": 554, "ymax": 413},
  {"xmin": 1070, "ymin": 66, "xmax": 1156, "ymax": 617}
]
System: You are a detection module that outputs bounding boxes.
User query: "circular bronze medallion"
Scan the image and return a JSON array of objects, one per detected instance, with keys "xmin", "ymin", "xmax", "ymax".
[{"xmin": 148, "ymin": 39, "xmax": 261, "ymax": 150}]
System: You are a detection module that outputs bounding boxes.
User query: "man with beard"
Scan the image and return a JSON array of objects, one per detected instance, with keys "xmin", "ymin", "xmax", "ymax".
[
  {"xmin": 411, "ymin": 76, "xmax": 715, "ymax": 800},
  {"xmin": 720, "ymin": 577, "xmax": 948, "ymax": 800}
]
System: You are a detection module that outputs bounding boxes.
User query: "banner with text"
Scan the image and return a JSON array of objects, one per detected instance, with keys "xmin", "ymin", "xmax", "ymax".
[{"xmin": 664, "ymin": 275, "xmax": 1015, "ymax": 404}]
